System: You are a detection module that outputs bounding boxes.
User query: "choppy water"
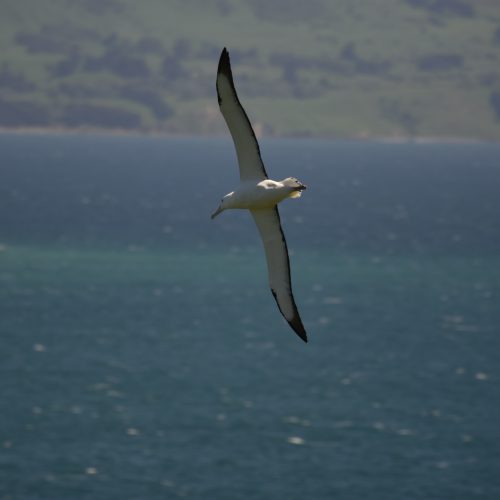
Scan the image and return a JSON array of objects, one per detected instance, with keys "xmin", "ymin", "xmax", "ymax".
[{"xmin": 0, "ymin": 134, "xmax": 499, "ymax": 499}]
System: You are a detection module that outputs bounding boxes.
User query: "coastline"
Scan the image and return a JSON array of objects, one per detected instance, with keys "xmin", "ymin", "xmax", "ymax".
[{"xmin": 0, "ymin": 125, "xmax": 495, "ymax": 145}]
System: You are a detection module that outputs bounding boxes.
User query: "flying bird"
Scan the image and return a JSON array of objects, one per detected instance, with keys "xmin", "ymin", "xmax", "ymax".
[{"xmin": 211, "ymin": 47, "xmax": 308, "ymax": 343}]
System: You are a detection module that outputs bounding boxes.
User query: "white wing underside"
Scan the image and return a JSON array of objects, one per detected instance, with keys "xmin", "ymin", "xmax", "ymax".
[
  {"xmin": 251, "ymin": 208, "xmax": 307, "ymax": 341},
  {"xmin": 216, "ymin": 49, "xmax": 268, "ymax": 181}
]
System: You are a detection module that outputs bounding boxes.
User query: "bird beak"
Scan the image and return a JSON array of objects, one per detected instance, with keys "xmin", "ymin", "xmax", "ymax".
[{"xmin": 211, "ymin": 206, "xmax": 223, "ymax": 219}]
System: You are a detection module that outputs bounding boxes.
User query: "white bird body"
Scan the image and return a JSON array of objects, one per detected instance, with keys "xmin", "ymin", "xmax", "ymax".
[
  {"xmin": 213, "ymin": 178, "xmax": 303, "ymax": 214},
  {"xmin": 212, "ymin": 48, "xmax": 308, "ymax": 343}
]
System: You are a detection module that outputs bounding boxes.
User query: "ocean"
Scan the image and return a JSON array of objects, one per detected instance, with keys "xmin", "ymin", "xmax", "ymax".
[{"xmin": 0, "ymin": 133, "xmax": 499, "ymax": 499}]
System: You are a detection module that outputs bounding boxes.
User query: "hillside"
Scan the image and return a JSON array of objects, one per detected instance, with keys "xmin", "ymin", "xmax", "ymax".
[{"xmin": 1, "ymin": 0, "xmax": 500, "ymax": 140}]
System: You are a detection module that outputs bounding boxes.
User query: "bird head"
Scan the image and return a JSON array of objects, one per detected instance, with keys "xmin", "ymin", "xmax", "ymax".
[
  {"xmin": 281, "ymin": 177, "xmax": 307, "ymax": 198},
  {"xmin": 282, "ymin": 177, "xmax": 307, "ymax": 190}
]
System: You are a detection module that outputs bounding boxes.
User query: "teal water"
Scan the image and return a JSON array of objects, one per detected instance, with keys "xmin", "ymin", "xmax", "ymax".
[{"xmin": 0, "ymin": 134, "xmax": 499, "ymax": 499}]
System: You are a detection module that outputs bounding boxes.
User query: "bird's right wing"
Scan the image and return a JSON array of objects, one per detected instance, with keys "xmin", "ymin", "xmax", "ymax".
[
  {"xmin": 216, "ymin": 48, "xmax": 268, "ymax": 181},
  {"xmin": 251, "ymin": 207, "xmax": 307, "ymax": 342}
]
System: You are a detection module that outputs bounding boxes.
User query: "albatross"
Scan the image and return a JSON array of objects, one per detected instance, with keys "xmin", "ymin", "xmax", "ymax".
[{"xmin": 211, "ymin": 47, "xmax": 308, "ymax": 343}]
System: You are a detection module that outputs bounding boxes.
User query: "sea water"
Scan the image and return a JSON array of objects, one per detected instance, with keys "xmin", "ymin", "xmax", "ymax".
[{"xmin": 0, "ymin": 134, "xmax": 499, "ymax": 499}]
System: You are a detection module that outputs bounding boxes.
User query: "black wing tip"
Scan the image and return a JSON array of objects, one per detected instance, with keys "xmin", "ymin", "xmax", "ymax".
[
  {"xmin": 289, "ymin": 317, "xmax": 308, "ymax": 343},
  {"xmin": 271, "ymin": 288, "xmax": 308, "ymax": 343},
  {"xmin": 217, "ymin": 47, "xmax": 231, "ymax": 78},
  {"xmin": 217, "ymin": 47, "xmax": 232, "ymax": 105}
]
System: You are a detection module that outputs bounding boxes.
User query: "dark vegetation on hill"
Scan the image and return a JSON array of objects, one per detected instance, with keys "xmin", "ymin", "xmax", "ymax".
[{"xmin": 1, "ymin": 0, "xmax": 499, "ymax": 139}]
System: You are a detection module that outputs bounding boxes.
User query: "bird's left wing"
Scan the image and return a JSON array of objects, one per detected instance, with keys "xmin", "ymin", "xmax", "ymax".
[
  {"xmin": 251, "ymin": 207, "xmax": 307, "ymax": 342},
  {"xmin": 216, "ymin": 48, "xmax": 268, "ymax": 181}
]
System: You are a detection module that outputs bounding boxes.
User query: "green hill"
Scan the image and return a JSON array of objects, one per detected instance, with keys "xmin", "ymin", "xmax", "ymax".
[{"xmin": 1, "ymin": 0, "xmax": 500, "ymax": 140}]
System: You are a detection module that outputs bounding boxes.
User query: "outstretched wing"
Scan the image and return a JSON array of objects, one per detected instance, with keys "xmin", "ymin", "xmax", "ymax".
[
  {"xmin": 216, "ymin": 48, "xmax": 268, "ymax": 181},
  {"xmin": 250, "ymin": 207, "xmax": 307, "ymax": 342}
]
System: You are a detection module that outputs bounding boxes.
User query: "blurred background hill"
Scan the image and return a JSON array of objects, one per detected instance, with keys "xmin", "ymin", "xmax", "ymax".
[{"xmin": 1, "ymin": 0, "xmax": 500, "ymax": 140}]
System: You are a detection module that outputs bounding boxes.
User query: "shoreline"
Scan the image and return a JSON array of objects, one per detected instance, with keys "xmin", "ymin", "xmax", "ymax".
[{"xmin": 0, "ymin": 126, "xmax": 496, "ymax": 145}]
